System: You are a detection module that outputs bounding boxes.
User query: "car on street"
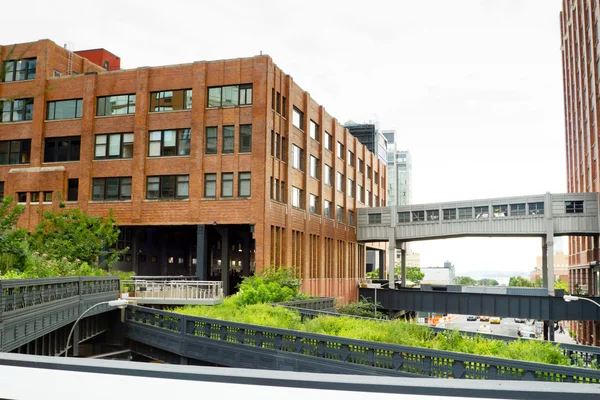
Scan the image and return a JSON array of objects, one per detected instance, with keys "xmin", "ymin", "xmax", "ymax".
[
  {"xmin": 514, "ymin": 318, "xmax": 526, "ymax": 323},
  {"xmin": 490, "ymin": 316, "xmax": 501, "ymax": 324},
  {"xmin": 518, "ymin": 326, "xmax": 536, "ymax": 339},
  {"xmin": 477, "ymin": 324, "xmax": 492, "ymax": 334},
  {"xmin": 467, "ymin": 315, "xmax": 477, "ymax": 321},
  {"xmin": 479, "ymin": 316, "xmax": 489, "ymax": 321}
]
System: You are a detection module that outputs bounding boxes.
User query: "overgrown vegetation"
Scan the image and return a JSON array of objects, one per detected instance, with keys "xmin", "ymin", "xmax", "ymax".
[
  {"xmin": 0, "ymin": 196, "xmax": 130, "ymax": 279},
  {"xmin": 509, "ymin": 276, "xmax": 569, "ymax": 292},
  {"xmin": 367, "ymin": 265, "xmax": 424, "ymax": 284},
  {"xmin": 336, "ymin": 296, "xmax": 385, "ymax": 318},
  {"xmin": 234, "ymin": 266, "xmax": 306, "ymax": 306}
]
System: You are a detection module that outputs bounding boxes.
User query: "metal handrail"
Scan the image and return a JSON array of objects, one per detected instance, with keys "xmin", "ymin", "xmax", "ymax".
[{"xmin": 122, "ymin": 280, "xmax": 223, "ymax": 300}]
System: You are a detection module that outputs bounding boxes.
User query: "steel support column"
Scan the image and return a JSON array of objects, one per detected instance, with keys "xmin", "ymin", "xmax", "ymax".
[
  {"xmin": 196, "ymin": 225, "xmax": 207, "ymax": 281},
  {"xmin": 400, "ymin": 242, "xmax": 406, "ymax": 288},
  {"xmin": 542, "ymin": 237, "xmax": 548, "ymax": 289},
  {"xmin": 388, "ymin": 230, "xmax": 396, "ymax": 289},
  {"xmin": 220, "ymin": 227, "xmax": 230, "ymax": 296}
]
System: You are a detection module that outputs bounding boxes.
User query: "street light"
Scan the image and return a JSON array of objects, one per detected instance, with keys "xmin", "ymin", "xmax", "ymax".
[
  {"xmin": 64, "ymin": 299, "xmax": 129, "ymax": 357},
  {"xmin": 563, "ymin": 294, "xmax": 600, "ymax": 309}
]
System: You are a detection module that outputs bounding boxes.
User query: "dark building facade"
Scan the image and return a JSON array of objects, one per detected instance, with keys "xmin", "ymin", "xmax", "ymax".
[
  {"xmin": 560, "ymin": 0, "xmax": 600, "ymax": 345},
  {"xmin": 344, "ymin": 122, "xmax": 388, "ymax": 169},
  {"xmin": 0, "ymin": 39, "xmax": 387, "ymax": 302}
]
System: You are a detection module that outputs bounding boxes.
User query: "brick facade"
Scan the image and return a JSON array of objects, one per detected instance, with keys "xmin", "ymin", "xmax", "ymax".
[{"xmin": 0, "ymin": 39, "xmax": 386, "ymax": 302}]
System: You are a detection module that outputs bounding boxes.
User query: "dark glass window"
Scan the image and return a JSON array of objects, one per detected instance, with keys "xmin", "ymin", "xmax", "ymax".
[
  {"xmin": 97, "ymin": 94, "xmax": 136, "ymax": 116},
  {"xmin": 148, "ymin": 129, "xmax": 190, "ymax": 157},
  {"xmin": 528, "ymin": 202, "xmax": 544, "ymax": 215},
  {"xmin": 239, "ymin": 172, "xmax": 251, "ymax": 197},
  {"xmin": 566, "ymin": 200, "xmax": 584, "ymax": 213},
  {"xmin": 207, "ymin": 84, "xmax": 252, "ymax": 108},
  {"xmin": 204, "ymin": 173, "xmax": 216, "ymax": 197},
  {"xmin": 146, "ymin": 175, "xmax": 188, "ymax": 199},
  {"xmin": 44, "ymin": 136, "xmax": 80, "ymax": 162},
  {"xmin": 1, "ymin": 98, "xmax": 34, "ymax": 122},
  {"xmin": 95, "ymin": 133, "xmax": 134, "ymax": 159},
  {"xmin": 292, "ymin": 107, "xmax": 304, "ymax": 130},
  {"xmin": 93, "ymin": 177, "xmax": 132, "ymax": 201},
  {"xmin": 0, "ymin": 181, "xmax": 4, "ymax": 199},
  {"xmin": 17, "ymin": 192, "xmax": 27, "ymax": 203},
  {"xmin": 68, "ymin": 178, "xmax": 79, "ymax": 201},
  {"xmin": 43, "ymin": 191, "xmax": 52, "ymax": 202},
  {"xmin": 336, "ymin": 206, "xmax": 344, "ymax": 223},
  {"xmin": 222, "ymin": 126, "xmax": 234, "ymax": 154},
  {"xmin": 398, "ymin": 212, "xmax": 410, "ymax": 223},
  {"xmin": 221, "ymin": 173, "xmax": 233, "ymax": 197},
  {"xmin": 239, "ymin": 124, "xmax": 252, "ymax": 153},
  {"xmin": 149, "ymin": 90, "xmax": 192, "ymax": 112},
  {"xmin": 0, "ymin": 139, "xmax": 30, "ymax": 165},
  {"xmin": 46, "ymin": 99, "xmax": 83, "ymax": 120},
  {"xmin": 205, "ymin": 127, "xmax": 217, "ymax": 154},
  {"xmin": 309, "ymin": 120, "xmax": 319, "ymax": 141},
  {"xmin": 2, "ymin": 58, "xmax": 36, "ymax": 82}
]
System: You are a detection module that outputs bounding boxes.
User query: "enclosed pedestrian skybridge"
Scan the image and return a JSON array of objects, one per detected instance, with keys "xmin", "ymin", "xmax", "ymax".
[{"xmin": 357, "ymin": 192, "xmax": 600, "ymax": 294}]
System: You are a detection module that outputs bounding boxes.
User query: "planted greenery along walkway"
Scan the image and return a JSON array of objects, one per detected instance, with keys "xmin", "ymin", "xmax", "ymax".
[{"xmin": 172, "ymin": 298, "xmax": 576, "ymax": 368}]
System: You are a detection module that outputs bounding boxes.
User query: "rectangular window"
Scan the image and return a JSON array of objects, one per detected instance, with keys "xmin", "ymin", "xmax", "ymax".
[
  {"xmin": 493, "ymin": 204, "xmax": 508, "ymax": 217},
  {"xmin": 94, "ymin": 133, "xmax": 134, "ymax": 159},
  {"xmin": 2, "ymin": 58, "xmax": 36, "ymax": 82},
  {"xmin": 1, "ymin": 98, "xmax": 34, "ymax": 123},
  {"xmin": 458, "ymin": 207, "xmax": 472, "ymax": 219},
  {"xmin": 348, "ymin": 179, "xmax": 354, "ymax": 198},
  {"xmin": 97, "ymin": 94, "xmax": 136, "ymax": 116},
  {"xmin": 368, "ymin": 213, "xmax": 382, "ymax": 224},
  {"xmin": 358, "ymin": 184, "xmax": 364, "ymax": 203},
  {"xmin": 205, "ymin": 127, "xmax": 217, "ymax": 155},
  {"xmin": 443, "ymin": 208, "xmax": 457, "ymax": 220},
  {"xmin": 566, "ymin": 200, "xmax": 584, "ymax": 213},
  {"xmin": 309, "ymin": 120, "xmax": 319, "ymax": 141},
  {"xmin": 0, "ymin": 139, "xmax": 31, "ymax": 165},
  {"xmin": 324, "ymin": 200, "xmax": 332, "ymax": 218},
  {"xmin": 325, "ymin": 132, "xmax": 332, "ymax": 151},
  {"xmin": 282, "ymin": 96, "xmax": 287, "ymax": 117},
  {"xmin": 93, "ymin": 177, "xmax": 132, "ymax": 201},
  {"xmin": 324, "ymin": 164, "xmax": 332, "ymax": 186},
  {"xmin": 337, "ymin": 142, "xmax": 345, "ymax": 159},
  {"xmin": 43, "ymin": 191, "xmax": 52, "ymax": 202},
  {"xmin": 239, "ymin": 172, "xmax": 251, "ymax": 197},
  {"xmin": 207, "ymin": 84, "xmax": 252, "ymax": 108},
  {"xmin": 309, "ymin": 194, "xmax": 319, "ymax": 214},
  {"xmin": 222, "ymin": 126, "xmax": 234, "ymax": 154},
  {"xmin": 239, "ymin": 124, "xmax": 252, "ymax": 153},
  {"xmin": 292, "ymin": 107, "xmax": 304, "ymax": 130},
  {"xmin": 510, "ymin": 203, "xmax": 526, "ymax": 216},
  {"xmin": 271, "ymin": 88, "xmax": 275, "ymax": 110},
  {"xmin": 221, "ymin": 173, "xmax": 234, "ymax": 197},
  {"xmin": 336, "ymin": 172, "xmax": 345, "ymax": 193},
  {"xmin": 148, "ymin": 129, "xmax": 190, "ymax": 157},
  {"xmin": 309, "ymin": 155, "xmax": 319, "ymax": 179},
  {"xmin": 291, "ymin": 186, "xmax": 303, "ymax": 208},
  {"xmin": 149, "ymin": 89, "xmax": 192, "ymax": 112},
  {"xmin": 146, "ymin": 175, "xmax": 188, "ymax": 199},
  {"xmin": 46, "ymin": 99, "xmax": 83, "ymax": 120},
  {"xmin": 367, "ymin": 190, "xmax": 372, "ymax": 206},
  {"xmin": 17, "ymin": 192, "xmax": 27, "ymax": 203},
  {"xmin": 68, "ymin": 178, "xmax": 78, "ymax": 201},
  {"xmin": 348, "ymin": 151, "xmax": 354, "ymax": 167},
  {"xmin": 375, "ymin": 171, "xmax": 379, "ymax": 184},
  {"xmin": 427, "ymin": 210, "xmax": 439, "ymax": 221},
  {"xmin": 348, "ymin": 211, "xmax": 355, "ymax": 227},
  {"xmin": 0, "ymin": 182, "xmax": 4, "ymax": 199},
  {"xmin": 358, "ymin": 159, "xmax": 364, "ymax": 173},
  {"xmin": 276, "ymin": 92, "xmax": 281, "ymax": 113},
  {"xmin": 44, "ymin": 136, "xmax": 80, "ymax": 162},
  {"xmin": 474, "ymin": 206, "xmax": 489, "ymax": 219},
  {"xmin": 528, "ymin": 202, "xmax": 544, "ymax": 215},
  {"xmin": 367, "ymin": 165, "xmax": 372, "ymax": 179},
  {"xmin": 31, "ymin": 192, "xmax": 39, "ymax": 203},
  {"xmin": 273, "ymin": 132, "xmax": 280, "ymax": 159},
  {"xmin": 204, "ymin": 173, "xmax": 217, "ymax": 197},
  {"xmin": 398, "ymin": 212, "xmax": 410, "ymax": 223},
  {"xmin": 336, "ymin": 205, "xmax": 344, "ymax": 223},
  {"xmin": 292, "ymin": 144, "xmax": 304, "ymax": 171},
  {"xmin": 412, "ymin": 211, "xmax": 425, "ymax": 222}
]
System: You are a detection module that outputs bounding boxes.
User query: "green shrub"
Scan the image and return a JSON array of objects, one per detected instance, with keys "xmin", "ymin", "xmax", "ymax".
[
  {"xmin": 336, "ymin": 296, "xmax": 384, "ymax": 318},
  {"xmin": 234, "ymin": 266, "xmax": 305, "ymax": 306}
]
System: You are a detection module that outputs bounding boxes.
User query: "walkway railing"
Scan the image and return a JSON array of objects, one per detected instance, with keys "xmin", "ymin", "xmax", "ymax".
[
  {"xmin": 121, "ymin": 280, "xmax": 223, "ymax": 305},
  {"xmin": 125, "ymin": 305, "xmax": 600, "ymax": 382}
]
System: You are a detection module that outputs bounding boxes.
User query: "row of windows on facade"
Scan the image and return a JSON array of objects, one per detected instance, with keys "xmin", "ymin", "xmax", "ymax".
[
  {"xmin": 0, "ymin": 126, "xmax": 252, "ymax": 166},
  {"xmin": 7, "ymin": 173, "xmax": 252, "ymax": 204},
  {"xmin": 0, "ymin": 85, "xmax": 253, "ymax": 123}
]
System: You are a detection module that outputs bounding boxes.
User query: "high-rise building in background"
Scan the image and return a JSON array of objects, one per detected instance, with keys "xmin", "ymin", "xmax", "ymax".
[
  {"xmin": 344, "ymin": 121, "xmax": 388, "ymax": 167},
  {"xmin": 382, "ymin": 130, "xmax": 397, "ymax": 206},
  {"xmin": 560, "ymin": 0, "xmax": 600, "ymax": 346}
]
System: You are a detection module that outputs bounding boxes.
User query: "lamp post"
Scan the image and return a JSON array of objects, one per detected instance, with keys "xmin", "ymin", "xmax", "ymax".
[
  {"xmin": 64, "ymin": 299, "xmax": 129, "ymax": 357},
  {"xmin": 564, "ymin": 294, "xmax": 600, "ymax": 309}
]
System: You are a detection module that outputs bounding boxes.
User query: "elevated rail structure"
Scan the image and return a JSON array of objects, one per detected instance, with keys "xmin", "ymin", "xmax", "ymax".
[
  {"xmin": 0, "ymin": 276, "xmax": 120, "ymax": 353},
  {"xmin": 123, "ymin": 305, "xmax": 600, "ymax": 383},
  {"xmin": 358, "ymin": 192, "xmax": 600, "ymax": 295},
  {"xmin": 121, "ymin": 280, "xmax": 223, "ymax": 305},
  {"xmin": 2, "ymin": 353, "xmax": 599, "ymax": 400}
]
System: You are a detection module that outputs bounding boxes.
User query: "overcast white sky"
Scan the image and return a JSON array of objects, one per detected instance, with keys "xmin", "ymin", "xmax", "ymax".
[{"xmin": 4, "ymin": 0, "xmax": 566, "ymax": 278}]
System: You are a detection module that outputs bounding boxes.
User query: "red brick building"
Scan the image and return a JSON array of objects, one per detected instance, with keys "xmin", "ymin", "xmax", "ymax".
[
  {"xmin": 560, "ymin": 0, "xmax": 600, "ymax": 345},
  {"xmin": 0, "ymin": 39, "xmax": 386, "ymax": 302}
]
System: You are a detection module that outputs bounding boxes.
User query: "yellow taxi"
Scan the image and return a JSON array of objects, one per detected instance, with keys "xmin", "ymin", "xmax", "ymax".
[{"xmin": 490, "ymin": 316, "xmax": 501, "ymax": 324}]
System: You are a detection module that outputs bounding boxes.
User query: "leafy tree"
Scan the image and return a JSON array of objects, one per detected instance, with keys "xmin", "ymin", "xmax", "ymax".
[
  {"xmin": 28, "ymin": 207, "xmax": 123, "ymax": 268},
  {"xmin": 478, "ymin": 278, "xmax": 499, "ymax": 286},
  {"xmin": 508, "ymin": 276, "xmax": 535, "ymax": 287},
  {"xmin": 554, "ymin": 280, "xmax": 569, "ymax": 292},
  {"xmin": 405, "ymin": 266, "xmax": 424, "ymax": 283},
  {"xmin": 0, "ymin": 196, "xmax": 29, "ymax": 273},
  {"xmin": 456, "ymin": 276, "xmax": 477, "ymax": 285}
]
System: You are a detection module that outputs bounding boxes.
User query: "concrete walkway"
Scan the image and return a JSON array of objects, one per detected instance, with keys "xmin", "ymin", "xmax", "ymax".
[{"xmin": 553, "ymin": 330, "xmax": 577, "ymax": 345}]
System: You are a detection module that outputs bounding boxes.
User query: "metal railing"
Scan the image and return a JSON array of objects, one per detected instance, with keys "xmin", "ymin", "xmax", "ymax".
[
  {"xmin": 122, "ymin": 280, "xmax": 223, "ymax": 302},
  {"xmin": 124, "ymin": 305, "xmax": 600, "ymax": 382},
  {"xmin": 131, "ymin": 275, "xmax": 199, "ymax": 281}
]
